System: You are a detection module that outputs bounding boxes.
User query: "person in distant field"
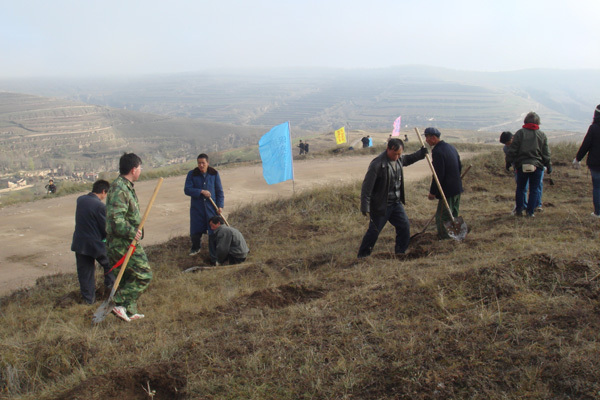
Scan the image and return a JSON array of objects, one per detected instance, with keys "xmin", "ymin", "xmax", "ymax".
[
  {"xmin": 368, "ymin": 135, "xmax": 373, "ymax": 147},
  {"xmin": 304, "ymin": 141, "xmax": 309, "ymax": 154},
  {"xmin": 45, "ymin": 179, "xmax": 57, "ymax": 194},
  {"xmin": 358, "ymin": 138, "xmax": 428, "ymax": 258},
  {"xmin": 208, "ymin": 216, "xmax": 249, "ymax": 265},
  {"xmin": 506, "ymin": 112, "xmax": 552, "ymax": 218},
  {"xmin": 297, "ymin": 140, "xmax": 306, "ymax": 155},
  {"xmin": 71, "ymin": 179, "xmax": 115, "ymax": 304},
  {"xmin": 184, "ymin": 153, "xmax": 224, "ymax": 263},
  {"xmin": 573, "ymin": 104, "xmax": 600, "ymax": 218},
  {"xmin": 361, "ymin": 136, "xmax": 369, "ymax": 148},
  {"xmin": 424, "ymin": 128, "xmax": 463, "ymax": 239},
  {"xmin": 388, "ymin": 134, "xmax": 393, "ymax": 142},
  {"xmin": 106, "ymin": 153, "xmax": 151, "ymax": 322},
  {"xmin": 404, "ymin": 134, "xmax": 409, "ymax": 142}
]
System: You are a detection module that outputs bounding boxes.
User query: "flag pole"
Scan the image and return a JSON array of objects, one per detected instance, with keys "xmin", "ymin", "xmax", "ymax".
[{"xmin": 288, "ymin": 121, "xmax": 295, "ymax": 194}]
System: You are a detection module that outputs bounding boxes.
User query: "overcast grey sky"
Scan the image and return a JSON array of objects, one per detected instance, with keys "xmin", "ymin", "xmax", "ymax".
[{"xmin": 2, "ymin": 0, "xmax": 599, "ymax": 77}]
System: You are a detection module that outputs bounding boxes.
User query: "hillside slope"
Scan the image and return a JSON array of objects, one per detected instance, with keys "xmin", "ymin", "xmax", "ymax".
[
  {"xmin": 2, "ymin": 66, "xmax": 597, "ymax": 134},
  {"xmin": 1, "ymin": 143, "xmax": 599, "ymax": 399},
  {"xmin": 0, "ymin": 92, "xmax": 269, "ymax": 174}
]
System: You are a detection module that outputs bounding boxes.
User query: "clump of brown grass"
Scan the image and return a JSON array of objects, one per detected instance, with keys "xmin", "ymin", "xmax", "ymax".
[{"xmin": 1, "ymin": 142, "xmax": 600, "ymax": 399}]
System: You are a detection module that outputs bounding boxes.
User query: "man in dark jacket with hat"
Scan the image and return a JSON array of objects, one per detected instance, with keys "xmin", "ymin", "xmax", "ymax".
[
  {"xmin": 71, "ymin": 179, "xmax": 115, "ymax": 304},
  {"xmin": 184, "ymin": 153, "xmax": 225, "ymax": 263},
  {"xmin": 358, "ymin": 138, "xmax": 427, "ymax": 258},
  {"xmin": 424, "ymin": 127, "xmax": 463, "ymax": 239}
]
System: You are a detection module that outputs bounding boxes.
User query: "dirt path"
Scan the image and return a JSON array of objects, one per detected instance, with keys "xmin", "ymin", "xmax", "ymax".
[{"xmin": 0, "ymin": 153, "xmax": 472, "ymax": 296}]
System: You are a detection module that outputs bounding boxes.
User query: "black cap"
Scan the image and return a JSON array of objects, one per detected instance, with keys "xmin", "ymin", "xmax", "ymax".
[{"xmin": 423, "ymin": 127, "xmax": 441, "ymax": 137}]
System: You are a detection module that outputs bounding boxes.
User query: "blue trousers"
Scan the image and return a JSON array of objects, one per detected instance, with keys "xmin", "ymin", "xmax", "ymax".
[
  {"xmin": 358, "ymin": 202, "xmax": 410, "ymax": 257},
  {"xmin": 516, "ymin": 167, "xmax": 543, "ymax": 216}
]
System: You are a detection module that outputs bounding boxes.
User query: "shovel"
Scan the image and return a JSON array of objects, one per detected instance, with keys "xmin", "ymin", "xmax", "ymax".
[
  {"xmin": 92, "ymin": 177, "xmax": 164, "ymax": 324},
  {"xmin": 411, "ymin": 165, "xmax": 471, "ymax": 240},
  {"xmin": 415, "ymin": 128, "xmax": 468, "ymax": 241}
]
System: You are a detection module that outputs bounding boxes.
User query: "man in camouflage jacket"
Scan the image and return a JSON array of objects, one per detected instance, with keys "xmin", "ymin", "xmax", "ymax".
[{"xmin": 106, "ymin": 153, "xmax": 151, "ymax": 322}]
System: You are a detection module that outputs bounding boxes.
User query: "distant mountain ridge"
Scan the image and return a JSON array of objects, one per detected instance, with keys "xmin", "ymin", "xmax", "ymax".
[{"xmin": 1, "ymin": 66, "xmax": 597, "ymax": 133}]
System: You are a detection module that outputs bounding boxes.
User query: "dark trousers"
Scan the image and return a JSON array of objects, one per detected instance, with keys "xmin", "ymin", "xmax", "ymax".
[
  {"xmin": 358, "ymin": 202, "xmax": 410, "ymax": 257},
  {"xmin": 75, "ymin": 253, "xmax": 115, "ymax": 304},
  {"xmin": 191, "ymin": 232, "xmax": 217, "ymax": 262},
  {"xmin": 227, "ymin": 255, "xmax": 246, "ymax": 265}
]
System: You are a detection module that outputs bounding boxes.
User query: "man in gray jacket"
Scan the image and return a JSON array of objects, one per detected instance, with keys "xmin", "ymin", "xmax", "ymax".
[
  {"xmin": 506, "ymin": 112, "xmax": 552, "ymax": 217},
  {"xmin": 208, "ymin": 216, "xmax": 249, "ymax": 265},
  {"xmin": 358, "ymin": 139, "xmax": 427, "ymax": 258}
]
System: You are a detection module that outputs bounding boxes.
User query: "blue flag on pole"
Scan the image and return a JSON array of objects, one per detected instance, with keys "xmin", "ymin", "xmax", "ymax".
[{"xmin": 259, "ymin": 122, "xmax": 294, "ymax": 184}]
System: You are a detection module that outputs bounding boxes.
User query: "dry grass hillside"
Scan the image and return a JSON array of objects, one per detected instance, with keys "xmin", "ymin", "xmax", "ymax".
[{"xmin": 1, "ymin": 143, "xmax": 600, "ymax": 399}]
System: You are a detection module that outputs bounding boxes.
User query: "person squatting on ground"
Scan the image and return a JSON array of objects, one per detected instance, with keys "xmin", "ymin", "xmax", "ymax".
[
  {"xmin": 506, "ymin": 112, "xmax": 552, "ymax": 218},
  {"xmin": 184, "ymin": 153, "xmax": 224, "ymax": 263},
  {"xmin": 574, "ymin": 104, "xmax": 600, "ymax": 218},
  {"xmin": 71, "ymin": 179, "xmax": 115, "ymax": 304},
  {"xmin": 501, "ymin": 131, "xmax": 543, "ymax": 214},
  {"xmin": 208, "ymin": 216, "xmax": 249, "ymax": 265},
  {"xmin": 107, "ymin": 153, "xmax": 151, "ymax": 322},
  {"xmin": 424, "ymin": 128, "xmax": 463, "ymax": 239},
  {"xmin": 358, "ymin": 138, "xmax": 428, "ymax": 258}
]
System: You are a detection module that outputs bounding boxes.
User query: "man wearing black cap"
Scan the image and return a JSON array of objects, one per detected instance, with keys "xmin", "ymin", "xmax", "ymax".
[{"xmin": 424, "ymin": 127, "xmax": 463, "ymax": 239}]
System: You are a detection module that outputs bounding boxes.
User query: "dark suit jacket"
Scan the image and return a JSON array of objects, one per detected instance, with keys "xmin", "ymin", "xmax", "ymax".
[
  {"xmin": 71, "ymin": 192, "xmax": 107, "ymax": 259},
  {"xmin": 429, "ymin": 141, "xmax": 463, "ymax": 198}
]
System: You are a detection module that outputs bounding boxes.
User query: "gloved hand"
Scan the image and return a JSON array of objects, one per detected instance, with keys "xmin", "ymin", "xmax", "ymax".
[
  {"xmin": 546, "ymin": 164, "xmax": 553, "ymax": 174},
  {"xmin": 572, "ymin": 158, "xmax": 581, "ymax": 169},
  {"xmin": 420, "ymin": 146, "xmax": 428, "ymax": 157},
  {"xmin": 505, "ymin": 161, "xmax": 511, "ymax": 171}
]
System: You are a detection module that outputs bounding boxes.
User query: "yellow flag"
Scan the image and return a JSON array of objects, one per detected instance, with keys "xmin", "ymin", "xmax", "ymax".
[{"xmin": 334, "ymin": 127, "xmax": 346, "ymax": 144}]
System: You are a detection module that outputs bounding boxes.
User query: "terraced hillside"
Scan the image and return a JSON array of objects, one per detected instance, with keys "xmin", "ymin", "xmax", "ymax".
[
  {"xmin": 4, "ymin": 66, "xmax": 596, "ymax": 134},
  {"xmin": 0, "ymin": 92, "xmax": 269, "ymax": 174}
]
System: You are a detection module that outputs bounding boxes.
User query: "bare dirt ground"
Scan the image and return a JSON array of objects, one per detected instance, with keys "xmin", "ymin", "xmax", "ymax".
[{"xmin": 0, "ymin": 153, "xmax": 472, "ymax": 296}]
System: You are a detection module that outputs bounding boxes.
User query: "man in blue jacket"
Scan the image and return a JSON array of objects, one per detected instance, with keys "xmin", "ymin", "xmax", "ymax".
[
  {"xmin": 358, "ymin": 138, "xmax": 427, "ymax": 258},
  {"xmin": 184, "ymin": 153, "xmax": 225, "ymax": 263},
  {"xmin": 424, "ymin": 127, "xmax": 463, "ymax": 239},
  {"xmin": 71, "ymin": 179, "xmax": 115, "ymax": 304}
]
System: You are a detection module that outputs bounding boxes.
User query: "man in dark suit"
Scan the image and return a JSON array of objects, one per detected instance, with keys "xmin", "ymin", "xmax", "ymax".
[{"xmin": 71, "ymin": 179, "xmax": 115, "ymax": 304}]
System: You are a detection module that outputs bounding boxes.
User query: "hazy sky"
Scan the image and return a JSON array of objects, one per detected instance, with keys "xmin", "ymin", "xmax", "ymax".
[{"xmin": 2, "ymin": 0, "xmax": 599, "ymax": 77}]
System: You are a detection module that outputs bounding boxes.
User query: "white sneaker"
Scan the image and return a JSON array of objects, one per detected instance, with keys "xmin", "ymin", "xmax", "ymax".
[
  {"xmin": 189, "ymin": 249, "xmax": 201, "ymax": 256},
  {"xmin": 112, "ymin": 306, "xmax": 131, "ymax": 322},
  {"xmin": 591, "ymin": 212, "xmax": 600, "ymax": 219},
  {"xmin": 129, "ymin": 313, "xmax": 145, "ymax": 321}
]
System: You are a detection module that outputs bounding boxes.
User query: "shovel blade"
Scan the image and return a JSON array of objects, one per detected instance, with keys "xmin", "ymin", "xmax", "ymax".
[
  {"xmin": 92, "ymin": 298, "xmax": 115, "ymax": 325},
  {"xmin": 444, "ymin": 216, "xmax": 468, "ymax": 241}
]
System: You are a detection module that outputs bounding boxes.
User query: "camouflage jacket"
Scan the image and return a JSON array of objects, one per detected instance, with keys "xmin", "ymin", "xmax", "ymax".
[{"xmin": 106, "ymin": 175, "xmax": 141, "ymax": 251}]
